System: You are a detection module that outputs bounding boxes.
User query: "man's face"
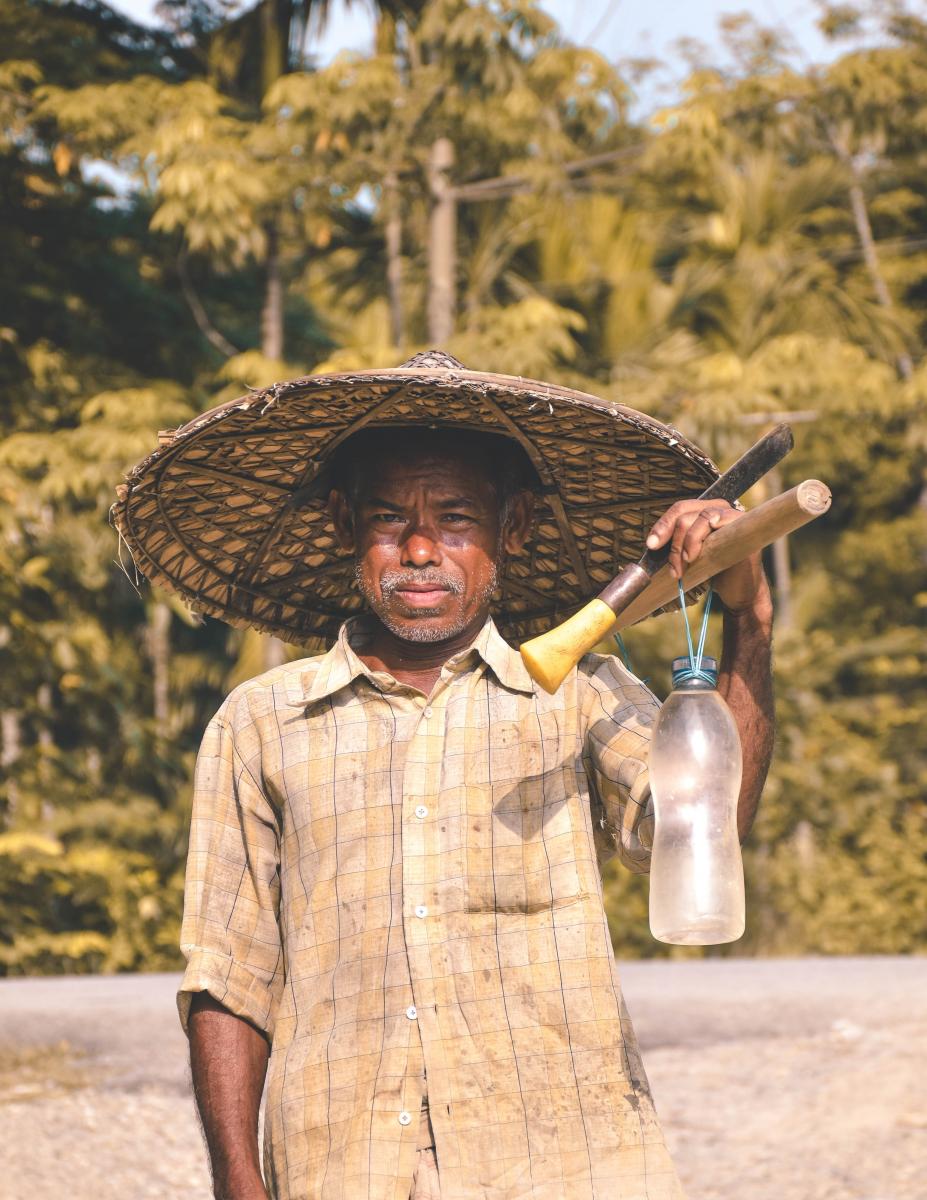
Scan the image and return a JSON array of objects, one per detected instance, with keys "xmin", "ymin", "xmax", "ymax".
[{"xmin": 330, "ymin": 448, "xmax": 531, "ymax": 643}]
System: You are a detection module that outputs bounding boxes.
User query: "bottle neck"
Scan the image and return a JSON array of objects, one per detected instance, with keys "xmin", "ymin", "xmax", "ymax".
[{"xmin": 670, "ymin": 654, "xmax": 718, "ymax": 689}]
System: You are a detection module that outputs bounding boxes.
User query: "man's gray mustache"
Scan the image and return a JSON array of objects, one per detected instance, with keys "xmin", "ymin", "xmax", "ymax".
[{"xmin": 378, "ymin": 571, "xmax": 464, "ymax": 597}]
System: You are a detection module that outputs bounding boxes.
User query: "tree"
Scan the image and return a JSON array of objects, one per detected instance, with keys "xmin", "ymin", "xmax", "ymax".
[
  {"xmin": 0, "ymin": 0, "xmax": 230, "ymax": 973},
  {"xmin": 1, "ymin": 0, "xmax": 925, "ymax": 972}
]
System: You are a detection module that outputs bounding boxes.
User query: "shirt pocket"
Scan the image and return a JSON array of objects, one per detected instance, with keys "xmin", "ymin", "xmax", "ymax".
[{"xmin": 465, "ymin": 721, "xmax": 597, "ymax": 915}]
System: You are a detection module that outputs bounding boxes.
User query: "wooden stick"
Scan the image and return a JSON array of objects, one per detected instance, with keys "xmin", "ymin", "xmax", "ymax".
[{"xmin": 520, "ymin": 480, "xmax": 831, "ymax": 693}]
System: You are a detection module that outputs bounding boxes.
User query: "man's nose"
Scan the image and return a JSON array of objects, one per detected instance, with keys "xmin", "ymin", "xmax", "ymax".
[{"xmin": 400, "ymin": 524, "xmax": 442, "ymax": 568}]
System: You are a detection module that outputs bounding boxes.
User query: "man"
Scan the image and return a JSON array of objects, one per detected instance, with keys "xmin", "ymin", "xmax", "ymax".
[{"xmin": 114, "ymin": 353, "xmax": 773, "ymax": 1200}]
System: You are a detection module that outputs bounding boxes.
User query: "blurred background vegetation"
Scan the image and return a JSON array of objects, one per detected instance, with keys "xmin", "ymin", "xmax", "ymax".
[{"xmin": 1, "ymin": 0, "xmax": 925, "ymax": 975}]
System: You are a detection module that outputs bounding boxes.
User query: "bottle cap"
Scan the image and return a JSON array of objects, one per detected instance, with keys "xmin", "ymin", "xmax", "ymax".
[{"xmin": 671, "ymin": 655, "xmax": 718, "ymax": 689}]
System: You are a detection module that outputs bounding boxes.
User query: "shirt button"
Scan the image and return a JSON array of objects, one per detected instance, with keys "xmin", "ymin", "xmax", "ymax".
[
  {"xmin": 398, "ymin": 1110, "xmax": 412, "ymax": 1126},
  {"xmin": 423, "ymin": 706, "xmax": 433, "ymax": 718},
  {"xmin": 414, "ymin": 904, "xmax": 428, "ymax": 919},
  {"xmin": 406, "ymin": 1005, "xmax": 418, "ymax": 1020},
  {"xmin": 415, "ymin": 804, "xmax": 428, "ymax": 819}
]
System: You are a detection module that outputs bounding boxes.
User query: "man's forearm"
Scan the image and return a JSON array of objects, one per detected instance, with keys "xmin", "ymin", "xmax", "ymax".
[
  {"xmin": 188, "ymin": 992, "xmax": 271, "ymax": 1200},
  {"xmin": 717, "ymin": 579, "xmax": 775, "ymax": 842}
]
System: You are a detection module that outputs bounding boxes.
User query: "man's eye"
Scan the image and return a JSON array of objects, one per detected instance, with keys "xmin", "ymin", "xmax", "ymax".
[
  {"xmin": 373, "ymin": 512, "xmax": 403, "ymax": 524},
  {"xmin": 443, "ymin": 513, "xmax": 472, "ymax": 523}
]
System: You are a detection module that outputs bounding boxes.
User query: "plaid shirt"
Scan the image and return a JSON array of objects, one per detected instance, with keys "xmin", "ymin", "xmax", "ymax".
[{"xmin": 178, "ymin": 617, "xmax": 684, "ymax": 1200}]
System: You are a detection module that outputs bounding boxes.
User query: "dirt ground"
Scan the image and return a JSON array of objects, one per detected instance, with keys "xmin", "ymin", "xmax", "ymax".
[{"xmin": 0, "ymin": 957, "xmax": 924, "ymax": 1200}]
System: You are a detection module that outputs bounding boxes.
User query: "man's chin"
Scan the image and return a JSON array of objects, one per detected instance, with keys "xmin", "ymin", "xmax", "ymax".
[{"xmin": 376, "ymin": 606, "xmax": 473, "ymax": 644}]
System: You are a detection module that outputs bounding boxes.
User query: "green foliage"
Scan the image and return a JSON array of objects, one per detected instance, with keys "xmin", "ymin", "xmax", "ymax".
[
  {"xmin": 1, "ymin": 0, "xmax": 925, "ymax": 972},
  {"xmin": 0, "ymin": 828, "xmax": 184, "ymax": 974}
]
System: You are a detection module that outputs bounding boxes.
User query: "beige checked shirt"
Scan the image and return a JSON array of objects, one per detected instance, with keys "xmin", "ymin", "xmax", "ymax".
[{"xmin": 178, "ymin": 617, "xmax": 684, "ymax": 1200}]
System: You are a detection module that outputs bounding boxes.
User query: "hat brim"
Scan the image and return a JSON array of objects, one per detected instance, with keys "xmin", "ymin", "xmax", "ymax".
[{"xmin": 112, "ymin": 364, "xmax": 718, "ymax": 644}]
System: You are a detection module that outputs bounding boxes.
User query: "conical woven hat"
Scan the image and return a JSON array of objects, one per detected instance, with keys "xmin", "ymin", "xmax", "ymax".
[{"xmin": 112, "ymin": 351, "xmax": 719, "ymax": 645}]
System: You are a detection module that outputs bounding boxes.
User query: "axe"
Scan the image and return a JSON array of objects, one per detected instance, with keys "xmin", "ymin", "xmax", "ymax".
[{"xmin": 520, "ymin": 424, "xmax": 832, "ymax": 693}]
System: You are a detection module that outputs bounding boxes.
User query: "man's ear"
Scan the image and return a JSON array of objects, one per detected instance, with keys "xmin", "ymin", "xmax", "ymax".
[
  {"xmin": 502, "ymin": 491, "xmax": 535, "ymax": 555},
  {"xmin": 328, "ymin": 488, "xmax": 355, "ymax": 552}
]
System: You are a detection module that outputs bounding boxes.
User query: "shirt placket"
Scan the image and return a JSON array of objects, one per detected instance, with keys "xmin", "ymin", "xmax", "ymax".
[{"xmin": 398, "ymin": 685, "xmax": 446, "ymax": 1133}]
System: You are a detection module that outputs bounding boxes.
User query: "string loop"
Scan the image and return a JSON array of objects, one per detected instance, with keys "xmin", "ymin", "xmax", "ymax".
[{"xmin": 673, "ymin": 581, "xmax": 716, "ymax": 686}]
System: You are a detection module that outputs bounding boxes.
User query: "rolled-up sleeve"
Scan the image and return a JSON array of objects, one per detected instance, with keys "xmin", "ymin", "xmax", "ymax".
[
  {"xmin": 580, "ymin": 654, "xmax": 661, "ymax": 875},
  {"xmin": 177, "ymin": 698, "xmax": 284, "ymax": 1040}
]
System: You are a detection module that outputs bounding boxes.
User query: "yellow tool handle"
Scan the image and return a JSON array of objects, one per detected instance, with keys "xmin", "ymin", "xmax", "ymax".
[
  {"xmin": 519, "ymin": 598, "xmax": 618, "ymax": 695},
  {"xmin": 520, "ymin": 480, "xmax": 831, "ymax": 693}
]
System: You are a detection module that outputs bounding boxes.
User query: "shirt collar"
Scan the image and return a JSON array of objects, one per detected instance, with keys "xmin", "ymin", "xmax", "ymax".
[
  {"xmin": 467, "ymin": 616, "xmax": 536, "ymax": 696},
  {"xmin": 289, "ymin": 614, "xmax": 536, "ymax": 706}
]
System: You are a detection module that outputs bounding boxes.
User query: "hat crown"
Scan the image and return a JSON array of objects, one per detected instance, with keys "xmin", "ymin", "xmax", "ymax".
[{"xmin": 399, "ymin": 349, "xmax": 465, "ymax": 371}]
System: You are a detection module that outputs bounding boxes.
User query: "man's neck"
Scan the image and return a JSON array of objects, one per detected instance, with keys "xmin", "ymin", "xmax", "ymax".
[{"xmin": 357, "ymin": 610, "xmax": 490, "ymax": 694}]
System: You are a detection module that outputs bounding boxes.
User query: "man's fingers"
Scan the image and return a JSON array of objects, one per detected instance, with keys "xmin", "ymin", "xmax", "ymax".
[
  {"xmin": 645, "ymin": 514, "xmax": 672, "ymax": 550},
  {"xmin": 646, "ymin": 501, "xmax": 737, "ymax": 578},
  {"xmin": 667, "ymin": 517, "xmax": 691, "ymax": 578},
  {"xmin": 680, "ymin": 509, "xmax": 725, "ymax": 568},
  {"xmin": 646, "ymin": 502, "xmax": 688, "ymax": 550}
]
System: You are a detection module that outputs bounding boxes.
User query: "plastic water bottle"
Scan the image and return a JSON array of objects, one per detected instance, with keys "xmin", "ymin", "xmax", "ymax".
[{"xmin": 648, "ymin": 656, "xmax": 745, "ymax": 945}]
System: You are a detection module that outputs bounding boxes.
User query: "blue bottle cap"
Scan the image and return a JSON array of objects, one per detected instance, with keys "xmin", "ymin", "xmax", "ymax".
[{"xmin": 671, "ymin": 655, "xmax": 719, "ymax": 689}]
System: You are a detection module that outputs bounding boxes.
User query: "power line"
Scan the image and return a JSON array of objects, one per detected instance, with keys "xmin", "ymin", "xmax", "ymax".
[
  {"xmin": 582, "ymin": 0, "xmax": 623, "ymax": 48},
  {"xmin": 452, "ymin": 144, "xmax": 645, "ymax": 202},
  {"xmin": 450, "ymin": 82, "xmax": 856, "ymax": 205}
]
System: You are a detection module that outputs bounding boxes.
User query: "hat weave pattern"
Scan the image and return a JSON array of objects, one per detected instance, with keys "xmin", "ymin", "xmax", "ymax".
[{"xmin": 113, "ymin": 356, "xmax": 718, "ymax": 644}]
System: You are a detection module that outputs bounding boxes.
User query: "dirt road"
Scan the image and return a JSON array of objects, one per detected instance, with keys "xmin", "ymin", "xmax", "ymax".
[{"xmin": 0, "ymin": 957, "xmax": 924, "ymax": 1199}]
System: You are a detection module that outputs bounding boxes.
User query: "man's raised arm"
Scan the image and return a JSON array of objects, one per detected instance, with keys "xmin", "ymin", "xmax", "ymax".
[
  {"xmin": 717, "ymin": 584, "xmax": 774, "ymax": 841},
  {"xmin": 646, "ymin": 497, "xmax": 775, "ymax": 841}
]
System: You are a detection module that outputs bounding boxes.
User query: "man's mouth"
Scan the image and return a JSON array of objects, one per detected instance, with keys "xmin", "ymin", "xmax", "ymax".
[
  {"xmin": 393, "ymin": 584, "xmax": 451, "ymax": 607},
  {"xmin": 379, "ymin": 572, "xmax": 462, "ymax": 611}
]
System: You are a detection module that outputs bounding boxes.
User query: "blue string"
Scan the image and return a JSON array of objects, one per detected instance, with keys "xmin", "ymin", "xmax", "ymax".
[
  {"xmin": 680, "ymin": 583, "xmax": 697, "ymax": 665},
  {"xmin": 694, "ymin": 587, "xmax": 714, "ymax": 671},
  {"xmin": 612, "ymin": 631, "xmax": 633, "ymax": 671},
  {"xmin": 612, "ymin": 633, "xmax": 649, "ymax": 686},
  {"xmin": 675, "ymin": 580, "xmax": 716, "ymax": 685}
]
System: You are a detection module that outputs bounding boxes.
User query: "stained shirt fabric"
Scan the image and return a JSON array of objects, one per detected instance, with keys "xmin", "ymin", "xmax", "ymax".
[{"xmin": 177, "ymin": 616, "xmax": 684, "ymax": 1200}]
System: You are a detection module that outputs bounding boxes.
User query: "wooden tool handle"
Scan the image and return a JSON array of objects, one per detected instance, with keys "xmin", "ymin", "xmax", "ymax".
[{"xmin": 520, "ymin": 480, "xmax": 831, "ymax": 693}]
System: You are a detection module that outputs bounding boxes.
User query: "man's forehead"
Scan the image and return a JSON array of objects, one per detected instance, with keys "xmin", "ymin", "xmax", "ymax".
[
  {"xmin": 358, "ymin": 447, "xmax": 497, "ymax": 494},
  {"xmin": 330, "ymin": 426, "xmax": 539, "ymax": 501}
]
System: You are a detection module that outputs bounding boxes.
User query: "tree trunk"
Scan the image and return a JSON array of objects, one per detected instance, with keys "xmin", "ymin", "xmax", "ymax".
[
  {"xmin": 828, "ymin": 126, "xmax": 913, "ymax": 380},
  {"xmin": 37, "ymin": 683, "xmax": 54, "ymax": 824},
  {"xmin": 846, "ymin": 179, "xmax": 914, "ymax": 379},
  {"xmin": 258, "ymin": 0, "xmax": 289, "ymax": 369},
  {"xmin": 767, "ymin": 465, "xmax": 793, "ymax": 630},
  {"xmin": 260, "ymin": 220, "xmax": 288, "ymax": 671},
  {"xmin": 262, "ymin": 636, "xmax": 288, "ymax": 672},
  {"xmin": 260, "ymin": 14, "xmax": 287, "ymax": 671},
  {"xmin": 427, "ymin": 137, "xmax": 456, "ymax": 346},
  {"xmin": 261, "ymin": 221, "xmax": 284, "ymax": 362},
  {"xmin": 261, "ymin": 0, "xmax": 291, "ymax": 92},
  {"xmin": 147, "ymin": 600, "xmax": 171, "ymax": 742},
  {"xmin": 384, "ymin": 169, "xmax": 404, "ymax": 347},
  {"xmin": 178, "ymin": 251, "xmax": 239, "ymax": 358},
  {"xmin": 771, "ymin": 533, "xmax": 792, "ymax": 629},
  {"xmin": 831, "ymin": 131, "xmax": 925, "ymax": 531},
  {"xmin": 86, "ymin": 746, "xmax": 102, "ymax": 788},
  {"xmin": 1, "ymin": 709, "xmax": 20, "ymax": 821}
]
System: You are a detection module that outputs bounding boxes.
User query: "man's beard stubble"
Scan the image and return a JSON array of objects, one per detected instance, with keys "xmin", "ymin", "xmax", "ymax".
[{"xmin": 353, "ymin": 561, "xmax": 501, "ymax": 643}]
